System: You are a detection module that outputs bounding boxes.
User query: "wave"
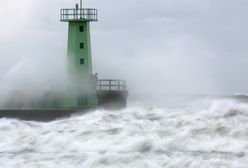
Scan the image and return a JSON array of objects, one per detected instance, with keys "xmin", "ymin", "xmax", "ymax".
[{"xmin": 1, "ymin": 97, "xmax": 248, "ymax": 167}]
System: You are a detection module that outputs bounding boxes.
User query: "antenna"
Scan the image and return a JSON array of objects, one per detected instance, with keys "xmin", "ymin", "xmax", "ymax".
[
  {"xmin": 79, "ymin": 0, "xmax": 83, "ymax": 19},
  {"xmin": 80, "ymin": 0, "xmax": 83, "ymax": 9}
]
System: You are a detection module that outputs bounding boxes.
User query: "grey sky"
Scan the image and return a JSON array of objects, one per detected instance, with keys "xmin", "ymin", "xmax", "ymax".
[{"xmin": 0, "ymin": 0, "xmax": 248, "ymax": 96}]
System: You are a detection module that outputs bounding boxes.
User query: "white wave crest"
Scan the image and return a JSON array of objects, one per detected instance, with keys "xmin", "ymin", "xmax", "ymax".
[{"xmin": 1, "ymin": 98, "xmax": 248, "ymax": 167}]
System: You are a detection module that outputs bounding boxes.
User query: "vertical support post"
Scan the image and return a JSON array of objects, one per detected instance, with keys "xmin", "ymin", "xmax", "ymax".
[
  {"xmin": 75, "ymin": 4, "xmax": 79, "ymax": 19},
  {"xmin": 73, "ymin": 9, "xmax": 75, "ymax": 20}
]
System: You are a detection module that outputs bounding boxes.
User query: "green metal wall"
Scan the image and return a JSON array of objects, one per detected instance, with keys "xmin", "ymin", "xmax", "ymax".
[
  {"xmin": 65, "ymin": 21, "xmax": 98, "ymax": 108},
  {"xmin": 67, "ymin": 21, "xmax": 92, "ymax": 77}
]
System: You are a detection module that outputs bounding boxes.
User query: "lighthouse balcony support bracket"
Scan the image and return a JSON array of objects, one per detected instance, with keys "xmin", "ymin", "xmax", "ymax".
[{"xmin": 60, "ymin": 8, "xmax": 98, "ymax": 22}]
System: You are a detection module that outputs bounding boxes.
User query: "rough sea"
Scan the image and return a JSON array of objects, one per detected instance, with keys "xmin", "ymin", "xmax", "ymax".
[{"xmin": 1, "ymin": 96, "xmax": 248, "ymax": 167}]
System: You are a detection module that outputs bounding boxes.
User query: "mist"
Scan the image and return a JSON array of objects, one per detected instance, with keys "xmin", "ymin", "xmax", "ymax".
[
  {"xmin": 1, "ymin": 1, "xmax": 248, "ymax": 166},
  {"xmin": 0, "ymin": 0, "xmax": 248, "ymax": 106}
]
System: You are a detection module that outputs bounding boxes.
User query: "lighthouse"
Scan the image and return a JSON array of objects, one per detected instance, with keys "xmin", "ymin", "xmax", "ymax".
[
  {"xmin": 0, "ymin": 0, "xmax": 128, "ymax": 121},
  {"xmin": 60, "ymin": 0, "xmax": 98, "ymax": 108}
]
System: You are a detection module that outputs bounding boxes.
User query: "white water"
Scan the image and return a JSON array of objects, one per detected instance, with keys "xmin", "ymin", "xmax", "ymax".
[{"xmin": 1, "ymin": 97, "xmax": 248, "ymax": 167}]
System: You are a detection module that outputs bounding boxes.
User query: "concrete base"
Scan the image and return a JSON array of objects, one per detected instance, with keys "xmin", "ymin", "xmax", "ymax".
[
  {"xmin": 0, "ymin": 109, "xmax": 89, "ymax": 122},
  {"xmin": 0, "ymin": 90, "xmax": 128, "ymax": 121}
]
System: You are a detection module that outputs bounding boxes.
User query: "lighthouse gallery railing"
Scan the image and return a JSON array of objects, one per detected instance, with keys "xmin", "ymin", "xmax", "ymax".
[
  {"xmin": 97, "ymin": 80, "xmax": 127, "ymax": 91},
  {"xmin": 60, "ymin": 8, "xmax": 98, "ymax": 21}
]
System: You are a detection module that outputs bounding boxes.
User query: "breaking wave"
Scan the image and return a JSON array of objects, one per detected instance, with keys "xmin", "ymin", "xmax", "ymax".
[{"xmin": 1, "ymin": 96, "xmax": 248, "ymax": 167}]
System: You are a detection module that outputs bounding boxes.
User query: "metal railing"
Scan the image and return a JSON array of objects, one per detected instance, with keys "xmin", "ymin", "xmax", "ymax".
[
  {"xmin": 60, "ymin": 8, "xmax": 98, "ymax": 22},
  {"xmin": 97, "ymin": 80, "xmax": 127, "ymax": 91}
]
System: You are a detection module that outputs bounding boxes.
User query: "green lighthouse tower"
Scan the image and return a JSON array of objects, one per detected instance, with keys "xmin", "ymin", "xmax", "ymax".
[
  {"xmin": 0, "ymin": 0, "xmax": 128, "ymax": 121},
  {"xmin": 60, "ymin": 0, "xmax": 98, "ymax": 108}
]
